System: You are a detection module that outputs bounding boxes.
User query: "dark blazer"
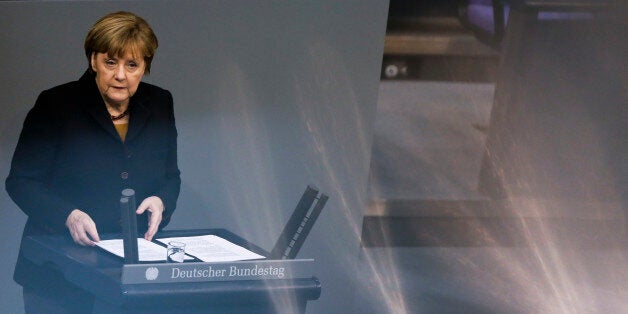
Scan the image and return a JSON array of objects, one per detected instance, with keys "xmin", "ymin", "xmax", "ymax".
[{"xmin": 6, "ymin": 71, "xmax": 181, "ymax": 286}]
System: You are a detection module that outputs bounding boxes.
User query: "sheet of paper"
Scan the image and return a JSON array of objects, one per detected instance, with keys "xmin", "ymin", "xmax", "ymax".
[
  {"xmin": 96, "ymin": 238, "xmax": 193, "ymax": 262},
  {"xmin": 156, "ymin": 235, "xmax": 265, "ymax": 262}
]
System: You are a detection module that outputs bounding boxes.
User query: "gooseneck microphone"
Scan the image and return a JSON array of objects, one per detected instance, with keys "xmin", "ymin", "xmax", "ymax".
[{"xmin": 120, "ymin": 188, "xmax": 139, "ymax": 263}]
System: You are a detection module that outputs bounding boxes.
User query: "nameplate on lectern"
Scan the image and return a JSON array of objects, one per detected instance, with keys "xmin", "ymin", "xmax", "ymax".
[{"xmin": 121, "ymin": 259, "xmax": 314, "ymax": 284}]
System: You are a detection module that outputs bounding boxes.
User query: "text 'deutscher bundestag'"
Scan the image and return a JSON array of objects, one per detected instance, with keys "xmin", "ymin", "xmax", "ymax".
[{"xmin": 121, "ymin": 259, "xmax": 314, "ymax": 284}]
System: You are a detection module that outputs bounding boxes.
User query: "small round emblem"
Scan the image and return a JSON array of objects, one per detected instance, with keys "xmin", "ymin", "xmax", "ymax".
[{"xmin": 145, "ymin": 267, "xmax": 159, "ymax": 281}]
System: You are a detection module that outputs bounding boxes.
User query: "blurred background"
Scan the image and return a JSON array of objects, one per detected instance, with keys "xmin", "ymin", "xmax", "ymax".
[{"xmin": 361, "ymin": 0, "xmax": 627, "ymax": 313}]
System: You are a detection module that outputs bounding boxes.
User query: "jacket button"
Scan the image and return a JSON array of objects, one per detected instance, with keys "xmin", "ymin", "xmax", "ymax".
[{"xmin": 120, "ymin": 172, "xmax": 129, "ymax": 180}]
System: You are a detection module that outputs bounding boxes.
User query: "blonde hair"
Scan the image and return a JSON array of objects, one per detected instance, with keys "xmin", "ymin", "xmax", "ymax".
[{"xmin": 85, "ymin": 11, "xmax": 158, "ymax": 73}]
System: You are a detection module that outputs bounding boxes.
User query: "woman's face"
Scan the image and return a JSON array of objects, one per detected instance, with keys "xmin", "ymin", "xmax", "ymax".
[{"xmin": 91, "ymin": 51, "xmax": 146, "ymax": 108}]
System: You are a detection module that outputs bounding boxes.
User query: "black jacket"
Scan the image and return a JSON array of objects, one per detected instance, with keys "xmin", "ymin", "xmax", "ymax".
[{"xmin": 6, "ymin": 71, "xmax": 181, "ymax": 286}]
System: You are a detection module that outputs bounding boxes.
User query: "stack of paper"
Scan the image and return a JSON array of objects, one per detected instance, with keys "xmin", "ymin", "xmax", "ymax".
[{"xmin": 96, "ymin": 235, "xmax": 265, "ymax": 262}]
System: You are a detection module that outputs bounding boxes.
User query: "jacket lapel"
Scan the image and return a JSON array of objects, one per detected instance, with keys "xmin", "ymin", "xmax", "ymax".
[{"xmin": 126, "ymin": 84, "xmax": 151, "ymax": 143}]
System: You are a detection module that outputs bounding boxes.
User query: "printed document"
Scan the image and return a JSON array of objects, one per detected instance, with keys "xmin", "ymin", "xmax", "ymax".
[
  {"xmin": 156, "ymin": 235, "xmax": 265, "ymax": 262},
  {"xmin": 96, "ymin": 238, "xmax": 193, "ymax": 262}
]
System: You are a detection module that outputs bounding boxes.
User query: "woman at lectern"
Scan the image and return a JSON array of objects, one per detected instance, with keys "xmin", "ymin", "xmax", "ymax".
[{"xmin": 5, "ymin": 11, "xmax": 180, "ymax": 313}]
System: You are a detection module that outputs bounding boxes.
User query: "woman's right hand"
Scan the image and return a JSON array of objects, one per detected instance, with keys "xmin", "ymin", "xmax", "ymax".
[{"xmin": 66, "ymin": 209, "xmax": 100, "ymax": 246}]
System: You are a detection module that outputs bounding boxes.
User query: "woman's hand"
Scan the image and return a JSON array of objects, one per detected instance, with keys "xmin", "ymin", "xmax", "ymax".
[
  {"xmin": 136, "ymin": 196, "xmax": 164, "ymax": 241},
  {"xmin": 66, "ymin": 209, "xmax": 100, "ymax": 246}
]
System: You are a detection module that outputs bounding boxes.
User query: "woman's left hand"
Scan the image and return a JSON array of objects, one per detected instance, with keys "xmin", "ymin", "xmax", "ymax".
[{"xmin": 136, "ymin": 196, "xmax": 164, "ymax": 241}]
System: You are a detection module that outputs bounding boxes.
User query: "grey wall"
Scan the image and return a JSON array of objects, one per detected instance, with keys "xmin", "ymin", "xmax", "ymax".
[{"xmin": 0, "ymin": 1, "xmax": 389, "ymax": 313}]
